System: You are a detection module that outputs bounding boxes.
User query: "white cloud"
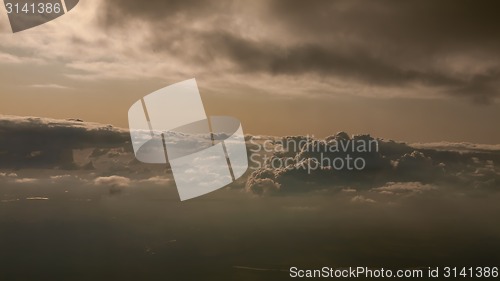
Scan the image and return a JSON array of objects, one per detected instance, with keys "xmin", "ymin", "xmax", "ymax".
[
  {"xmin": 15, "ymin": 178, "xmax": 38, "ymax": 184},
  {"xmin": 351, "ymin": 195, "xmax": 376, "ymax": 204},
  {"xmin": 29, "ymin": 83, "xmax": 70, "ymax": 89},
  {"xmin": 139, "ymin": 176, "xmax": 171, "ymax": 185},
  {"xmin": 94, "ymin": 176, "xmax": 130, "ymax": 187},
  {"xmin": 372, "ymin": 182, "xmax": 436, "ymax": 195}
]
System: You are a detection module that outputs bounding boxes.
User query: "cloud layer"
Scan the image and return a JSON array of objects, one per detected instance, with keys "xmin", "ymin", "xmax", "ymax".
[
  {"xmin": 1, "ymin": 0, "xmax": 499, "ymax": 102},
  {"xmin": 0, "ymin": 115, "xmax": 498, "ymax": 203},
  {"xmin": 0, "ymin": 115, "xmax": 129, "ymax": 169},
  {"xmin": 96, "ymin": 0, "xmax": 500, "ymax": 103},
  {"xmin": 246, "ymin": 133, "xmax": 500, "ymax": 198}
]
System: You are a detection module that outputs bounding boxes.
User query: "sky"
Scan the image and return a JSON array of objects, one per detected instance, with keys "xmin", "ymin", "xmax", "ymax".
[
  {"xmin": 0, "ymin": 2, "xmax": 499, "ymax": 278},
  {"xmin": 1, "ymin": 0, "xmax": 500, "ymax": 143}
]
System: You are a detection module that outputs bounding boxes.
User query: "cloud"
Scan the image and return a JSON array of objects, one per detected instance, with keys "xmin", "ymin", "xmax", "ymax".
[
  {"xmin": 28, "ymin": 84, "xmax": 70, "ymax": 89},
  {"xmin": 0, "ymin": 115, "xmax": 498, "ymax": 200},
  {"xmin": 351, "ymin": 195, "xmax": 376, "ymax": 204},
  {"xmin": 410, "ymin": 142, "xmax": 500, "ymax": 153},
  {"xmin": 0, "ymin": 52, "xmax": 45, "ymax": 64},
  {"xmin": 93, "ymin": 0, "xmax": 500, "ymax": 103},
  {"xmin": 1, "ymin": 0, "xmax": 497, "ymax": 102},
  {"xmin": 0, "ymin": 172, "xmax": 17, "ymax": 178},
  {"xmin": 0, "ymin": 115, "xmax": 129, "ymax": 169},
  {"xmin": 245, "ymin": 132, "xmax": 500, "ymax": 196},
  {"xmin": 98, "ymin": 0, "xmax": 219, "ymax": 27},
  {"xmin": 25, "ymin": 197, "xmax": 49, "ymax": 200},
  {"xmin": 14, "ymin": 178, "xmax": 38, "ymax": 184},
  {"xmin": 94, "ymin": 176, "xmax": 130, "ymax": 187},
  {"xmin": 139, "ymin": 176, "xmax": 171, "ymax": 185},
  {"xmin": 245, "ymin": 175, "xmax": 281, "ymax": 196},
  {"xmin": 372, "ymin": 182, "xmax": 436, "ymax": 195}
]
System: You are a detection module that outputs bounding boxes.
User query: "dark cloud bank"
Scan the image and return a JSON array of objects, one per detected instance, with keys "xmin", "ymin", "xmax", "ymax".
[
  {"xmin": 97, "ymin": 0, "xmax": 500, "ymax": 103},
  {"xmin": 245, "ymin": 133, "xmax": 500, "ymax": 198},
  {"xmin": 1, "ymin": 115, "xmax": 499, "ymax": 280},
  {"xmin": 1, "ymin": 115, "xmax": 498, "ymax": 200},
  {"xmin": 0, "ymin": 115, "xmax": 129, "ymax": 169}
]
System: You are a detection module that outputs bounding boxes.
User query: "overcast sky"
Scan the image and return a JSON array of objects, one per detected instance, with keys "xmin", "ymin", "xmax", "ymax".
[
  {"xmin": 1, "ymin": 0, "xmax": 499, "ymax": 143},
  {"xmin": 1, "ymin": 3, "xmax": 499, "ymax": 276}
]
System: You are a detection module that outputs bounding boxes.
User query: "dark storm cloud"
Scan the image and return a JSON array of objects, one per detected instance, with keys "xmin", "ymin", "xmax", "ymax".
[
  {"xmin": 268, "ymin": 0, "xmax": 500, "ymax": 49},
  {"xmin": 0, "ymin": 115, "xmax": 129, "ymax": 169},
  {"xmin": 11, "ymin": 115, "xmax": 490, "ymax": 197},
  {"xmin": 179, "ymin": 31, "xmax": 461, "ymax": 87},
  {"xmin": 245, "ymin": 133, "xmax": 500, "ymax": 195},
  {"xmin": 452, "ymin": 71, "xmax": 500, "ymax": 104},
  {"xmin": 99, "ymin": 0, "xmax": 500, "ymax": 103},
  {"xmin": 1, "ymin": 115, "xmax": 499, "ymax": 198},
  {"xmin": 0, "ymin": 115, "xmax": 128, "ymax": 148}
]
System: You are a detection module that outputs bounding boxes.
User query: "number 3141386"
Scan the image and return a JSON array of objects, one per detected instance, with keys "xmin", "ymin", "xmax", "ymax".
[{"xmin": 5, "ymin": 2, "xmax": 62, "ymax": 14}]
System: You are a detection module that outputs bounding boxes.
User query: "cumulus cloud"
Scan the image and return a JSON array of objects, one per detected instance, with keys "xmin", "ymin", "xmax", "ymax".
[
  {"xmin": 245, "ymin": 132, "xmax": 500, "ymax": 196},
  {"xmin": 245, "ymin": 175, "xmax": 281, "ymax": 196},
  {"xmin": 351, "ymin": 195, "xmax": 376, "ymax": 204},
  {"xmin": 14, "ymin": 178, "xmax": 38, "ymax": 184},
  {"xmin": 372, "ymin": 182, "xmax": 436, "ymax": 195},
  {"xmin": 94, "ymin": 176, "xmax": 130, "ymax": 187},
  {"xmin": 0, "ymin": 115, "xmax": 129, "ymax": 169},
  {"xmin": 0, "ymin": 172, "xmax": 17, "ymax": 178},
  {"xmin": 1, "ymin": 115, "xmax": 498, "ymax": 201},
  {"xmin": 139, "ymin": 176, "xmax": 171, "ymax": 186}
]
